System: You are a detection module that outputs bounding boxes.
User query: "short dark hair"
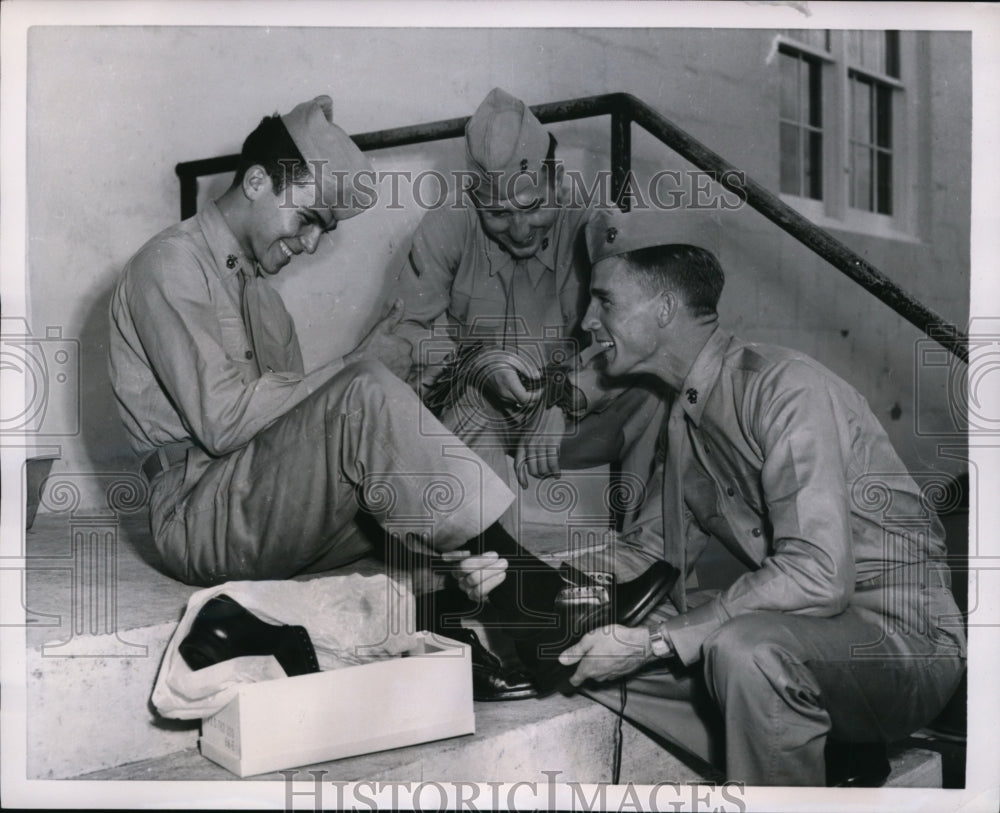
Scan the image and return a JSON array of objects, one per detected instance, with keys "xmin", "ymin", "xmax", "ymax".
[
  {"xmin": 619, "ymin": 244, "xmax": 725, "ymax": 317},
  {"xmin": 232, "ymin": 114, "xmax": 312, "ymax": 193}
]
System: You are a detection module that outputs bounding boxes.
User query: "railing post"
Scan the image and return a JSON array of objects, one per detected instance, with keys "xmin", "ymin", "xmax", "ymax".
[
  {"xmin": 611, "ymin": 104, "xmax": 632, "ymax": 212},
  {"xmin": 179, "ymin": 173, "xmax": 198, "ymax": 221}
]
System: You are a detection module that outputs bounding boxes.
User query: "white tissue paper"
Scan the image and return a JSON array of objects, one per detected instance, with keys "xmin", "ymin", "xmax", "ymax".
[{"xmin": 151, "ymin": 573, "xmax": 420, "ymax": 719}]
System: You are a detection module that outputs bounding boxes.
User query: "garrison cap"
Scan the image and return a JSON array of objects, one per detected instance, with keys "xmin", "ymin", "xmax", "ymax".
[
  {"xmin": 465, "ymin": 88, "xmax": 550, "ymax": 205},
  {"xmin": 280, "ymin": 95, "xmax": 375, "ymax": 220},
  {"xmin": 585, "ymin": 207, "xmax": 722, "ymax": 265}
]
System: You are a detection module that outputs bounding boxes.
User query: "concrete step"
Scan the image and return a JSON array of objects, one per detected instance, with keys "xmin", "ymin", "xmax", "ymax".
[
  {"xmin": 75, "ymin": 731, "xmax": 941, "ymax": 789},
  {"xmin": 74, "ymin": 691, "xmax": 717, "ymax": 783}
]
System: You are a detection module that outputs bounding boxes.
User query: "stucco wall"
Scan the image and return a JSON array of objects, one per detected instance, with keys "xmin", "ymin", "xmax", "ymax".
[{"xmin": 23, "ymin": 26, "xmax": 970, "ymax": 509}]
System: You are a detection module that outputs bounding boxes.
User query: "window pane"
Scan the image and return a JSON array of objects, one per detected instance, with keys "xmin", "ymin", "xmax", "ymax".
[
  {"xmin": 875, "ymin": 84, "xmax": 892, "ymax": 147},
  {"xmin": 777, "ymin": 44, "xmax": 823, "ymax": 200},
  {"xmin": 780, "ymin": 122, "xmax": 801, "ymax": 195},
  {"xmin": 847, "ymin": 30, "xmax": 899, "ymax": 77},
  {"xmin": 852, "ymin": 77, "xmax": 871, "ymax": 142},
  {"xmin": 779, "ymin": 51, "xmax": 799, "ymax": 120},
  {"xmin": 876, "ymin": 151, "xmax": 892, "ymax": 214},
  {"xmin": 808, "ymin": 59, "xmax": 822, "ymax": 127},
  {"xmin": 885, "ymin": 31, "xmax": 900, "ymax": 78},
  {"xmin": 852, "ymin": 144, "xmax": 872, "ymax": 211},
  {"xmin": 806, "ymin": 130, "xmax": 823, "ymax": 200}
]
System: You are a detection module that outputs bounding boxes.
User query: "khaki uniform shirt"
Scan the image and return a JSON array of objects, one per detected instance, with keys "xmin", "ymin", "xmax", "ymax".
[
  {"xmin": 109, "ymin": 201, "xmax": 340, "ymax": 458},
  {"xmin": 659, "ymin": 328, "xmax": 957, "ymax": 665},
  {"xmin": 395, "ymin": 194, "xmax": 592, "ymax": 382}
]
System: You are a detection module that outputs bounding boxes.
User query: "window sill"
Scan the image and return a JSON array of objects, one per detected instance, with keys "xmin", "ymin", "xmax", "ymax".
[{"xmin": 779, "ymin": 194, "xmax": 923, "ymax": 245}]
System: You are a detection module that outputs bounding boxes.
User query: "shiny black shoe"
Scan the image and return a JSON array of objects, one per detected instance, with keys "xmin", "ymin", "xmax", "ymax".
[
  {"xmin": 516, "ymin": 560, "xmax": 679, "ymax": 696},
  {"xmin": 825, "ymin": 741, "xmax": 891, "ymax": 787},
  {"xmin": 178, "ymin": 594, "xmax": 320, "ymax": 678},
  {"xmin": 438, "ymin": 626, "xmax": 538, "ymax": 701}
]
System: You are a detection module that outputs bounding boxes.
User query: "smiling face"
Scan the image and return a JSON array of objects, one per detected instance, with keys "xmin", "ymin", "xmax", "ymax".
[
  {"xmin": 475, "ymin": 165, "xmax": 562, "ymax": 260},
  {"xmin": 244, "ymin": 167, "xmax": 338, "ymax": 275},
  {"xmin": 582, "ymin": 257, "xmax": 666, "ymax": 378}
]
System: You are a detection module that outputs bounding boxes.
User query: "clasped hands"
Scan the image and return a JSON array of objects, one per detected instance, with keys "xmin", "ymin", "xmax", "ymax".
[{"xmin": 477, "ymin": 355, "xmax": 566, "ymax": 489}]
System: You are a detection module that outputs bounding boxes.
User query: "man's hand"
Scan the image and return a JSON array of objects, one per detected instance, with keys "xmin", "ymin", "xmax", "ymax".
[
  {"xmin": 346, "ymin": 299, "xmax": 413, "ymax": 379},
  {"xmin": 441, "ymin": 550, "xmax": 508, "ymax": 603},
  {"xmin": 558, "ymin": 625, "xmax": 654, "ymax": 686},
  {"xmin": 482, "ymin": 358, "xmax": 543, "ymax": 411},
  {"xmin": 514, "ymin": 406, "xmax": 566, "ymax": 488}
]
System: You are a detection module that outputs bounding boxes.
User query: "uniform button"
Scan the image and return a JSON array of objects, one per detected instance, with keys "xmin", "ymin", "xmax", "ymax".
[
  {"xmin": 751, "ymin": 527, "xmax": 762, "ymax": 537},
  {"xmin": 245, "ymin": 350, "xmax": 254, "ymax": 360},
  {"xmin": 726, "ymin": 486, "xmax": 735, "ymax": 496}
]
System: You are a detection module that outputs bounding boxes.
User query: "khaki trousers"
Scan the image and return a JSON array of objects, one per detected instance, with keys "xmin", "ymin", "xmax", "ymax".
[
  {"xmin": 585, "ymin": 579, "xmax": 966, "ymax": 785},
  {"xmin": 147, "ymin": 360, "xmax": 514, "ymax": 586}
]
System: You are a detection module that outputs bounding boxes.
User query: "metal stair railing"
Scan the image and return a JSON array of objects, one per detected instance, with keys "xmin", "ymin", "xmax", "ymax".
[{"xmin": 175, "ymin": 92, "xmax": 969, "ymax": 364}]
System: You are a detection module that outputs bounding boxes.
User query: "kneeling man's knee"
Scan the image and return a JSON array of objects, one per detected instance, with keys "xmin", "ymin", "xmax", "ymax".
[
  {"xmin": 703, "ymin": 615, "xmax": 801, "ymax": 689},
  {"xmin": 703, "ymin": 615, "xmax": 774, "ymax": 677}
]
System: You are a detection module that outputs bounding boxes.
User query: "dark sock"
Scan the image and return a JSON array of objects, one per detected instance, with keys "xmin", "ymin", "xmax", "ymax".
[
  {"xmin": 414, "ymin": 587, "xmax": 478, "ymax": 635},
  {"xmin": 459, "ymin": 522, "xmax": 593, "ymax": 638}
]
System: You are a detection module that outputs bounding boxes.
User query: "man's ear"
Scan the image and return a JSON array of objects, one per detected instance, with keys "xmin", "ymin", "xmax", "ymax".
[
  {"xmin": 545, "ymin": 162, "xmax": 566, "ymax": 206},
  {"xmin": 656, "ymin": 290, "xmax": 678, "ymax": 327},
  {"xmin": 553, "ymin": 162, "xmax": 565, "ymax": 190},
  {"xmin": 242, "ymin": 165, "xmax": 272, "ymax": 201}
]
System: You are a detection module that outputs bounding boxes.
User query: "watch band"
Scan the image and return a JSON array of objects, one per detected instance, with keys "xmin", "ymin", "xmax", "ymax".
[{"xmin": 648, "ymin": 628, "xmax": 672, "ymax": 658}]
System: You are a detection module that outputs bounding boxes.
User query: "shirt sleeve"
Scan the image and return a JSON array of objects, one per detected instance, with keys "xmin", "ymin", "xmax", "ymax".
[
  {"xmin": 394, "ymin": 205, "xmax": 470, "ymax": 388},
  {"xmin": 665, "ymin": 359, "xmax": 857, "ymax": 665},
  {"xmin": 124, "ymin": 239, "xmax": 316, "ymax": 456}
]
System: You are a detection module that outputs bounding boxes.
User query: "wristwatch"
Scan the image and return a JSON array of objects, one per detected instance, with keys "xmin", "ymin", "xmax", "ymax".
[{"xmin": 648, "ymin": 627, "xmax": 672, "ymax": 659}]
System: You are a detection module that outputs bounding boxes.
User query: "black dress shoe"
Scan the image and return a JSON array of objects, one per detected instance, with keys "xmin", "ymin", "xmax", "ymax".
[
  {"xmin": 515, "ymin": 560, "xmax": 680, "ymax": 695},
  {"xmin": 825, "ymin": 741, "xmax": 891, "ymax": 787},
  {"xmin": 179, "ymin": 594, "xmax": 320, "ymax": 678},
  {"xmin": 438, "ymin": 627, "xmax": 538, "ymax": 701}
]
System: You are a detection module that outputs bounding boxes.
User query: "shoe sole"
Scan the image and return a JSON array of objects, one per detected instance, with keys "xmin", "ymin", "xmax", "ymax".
[
  {"xmin": 616, "ymin": 571, "xmax": 676, "ymax": 628},
  {"xmin": 474, "ymin": 686, "xmax": 539, "ymax": 702}
]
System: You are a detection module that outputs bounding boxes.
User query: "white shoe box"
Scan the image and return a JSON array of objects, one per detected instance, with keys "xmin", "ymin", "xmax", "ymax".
[{"xmin": 199, "ymin": 633, "xmax": 474, "ymax": 777}]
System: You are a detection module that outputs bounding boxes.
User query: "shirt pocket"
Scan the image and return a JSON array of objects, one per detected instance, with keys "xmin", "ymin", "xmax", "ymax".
[
  {"xmin": 217, "ymin": 315, "xmax": 256, "ymax": 380},
  {"xmin": 449, "ymin": 291, "xmax": 510, "ymax": 341}
]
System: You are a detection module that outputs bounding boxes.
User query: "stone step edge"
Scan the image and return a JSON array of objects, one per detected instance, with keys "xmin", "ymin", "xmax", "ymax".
[
  {"xmin": 27, "ymin": 623, "xmax": 944, "ymax": 788},
  {"xmin": 75, "ymin": 743, "xmax": 941, "ymax": 789}
]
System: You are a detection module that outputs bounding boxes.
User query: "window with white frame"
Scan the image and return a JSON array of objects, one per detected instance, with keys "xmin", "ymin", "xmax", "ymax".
[
  {"xmin": 779, "ymin": 45, "xmax": 824, "ymax": 200},
  {"xmin": 777, "ymin": 29, "xmax": 911, "ymax": 235},
  {"xmin": 846, "ymin": 31, "xmax": 900, "ymax": 215}
]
